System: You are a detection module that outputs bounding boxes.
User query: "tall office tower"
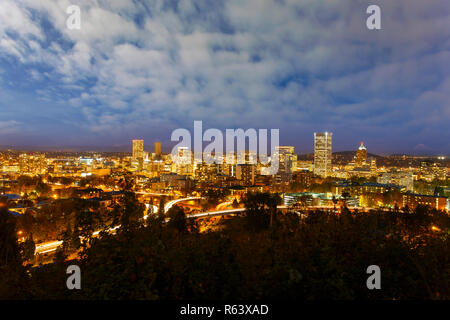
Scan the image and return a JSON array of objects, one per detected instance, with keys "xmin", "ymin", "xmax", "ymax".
[
  {"xmin": 154, "ymin": 142, "xmax": 162, "ymax": 156},
  {"xmin": 355, "ymin": 141, "xmax": 368, "ymax": 166},
  {"xmin": 132, "ymin": 139, "xmax": 144, "ymax": 160},
  {"xmin": 274, "ymin": 146, "xmax": 297, "ymax": 183},
  {"xmin": 314, "ymin": 132, "xmax": 332, "ymax": 177}
]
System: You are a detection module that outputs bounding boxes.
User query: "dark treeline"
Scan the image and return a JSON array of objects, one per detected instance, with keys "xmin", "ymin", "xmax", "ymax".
[{"xmin": 0, "ymin": 192, "xmax": 449, "ymax": 300}]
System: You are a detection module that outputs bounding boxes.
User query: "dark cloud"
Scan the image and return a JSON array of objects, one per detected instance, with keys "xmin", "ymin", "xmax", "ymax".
[{"xmin": 0, "ymin": 0, "xmax": 448, "ymax": 154}]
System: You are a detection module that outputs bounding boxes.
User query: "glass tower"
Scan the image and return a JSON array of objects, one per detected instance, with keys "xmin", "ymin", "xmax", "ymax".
[{"xmin": 314, "ymin": 132, "xmax": 332, "ymax": 177}]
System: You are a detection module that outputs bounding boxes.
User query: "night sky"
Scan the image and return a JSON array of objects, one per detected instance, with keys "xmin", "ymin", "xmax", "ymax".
[{"xmin": 0, "ymin": 0, "xmax": 449, "ymax": 155}]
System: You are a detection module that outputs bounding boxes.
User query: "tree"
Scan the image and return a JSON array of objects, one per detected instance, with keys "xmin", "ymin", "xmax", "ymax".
[
  {"xmin": 167, "ymin": 205, "xmax": 187, "ymax": 233},
  {"xmin": 201, "ymin": 188, "xmax": 230, "ymax": 210},
  {"xmin": 0, "ymin": 206, "xmax": 29, "ymax": 298},
  {"xmin": 120, "ymin": 190, "xmax": 144, "ymax": 229},
  {"xmin": 434, "ymin": 186, "xmax": 444, "ymax": 197},
  {"xmin": 59, "ymin": 225, "xmax": 78, "ymax": 254},
  {"xmin": 21, "ymin": 234, "xmax": 35, "ymax": 261},
  {"xmin": 243, "ymin": 192, "xmax": 281, "ymax": 231},
  {"xmin": 74, "ymin": 209, "xmax": 93, "ymax": 248},
  {"xmin": 332, "ymin": 195, "xmax": 338, "ymax": 213},
  {"xmin": 0, "ymin": 207, "xmax": 22, "ymax": 267},
  {"xmin": 158, "ymin": 197, "xmax": 166, "ymax": 217},
  {"xmin": 341, "ymin": 191, "xmax": 351, "ymax": 207},
  {"xmin": 35, "ymin": 180, "xmax": 51, "ymax": 198}
]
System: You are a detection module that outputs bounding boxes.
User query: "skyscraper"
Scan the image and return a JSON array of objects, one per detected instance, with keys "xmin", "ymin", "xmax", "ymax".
[
  {"xmin": 314, "ymin": 132, "xmax": 332, "ymax": 177},
  {"xmin": 132, "ymin": 139, "xmax": 144, "ymax": 160},
  {"xmin": 355, "ymin": 141, "xmax": 368, "ymax": 166},
  {"xmin": 154, "ymin": 142, "xmax": 162, "ymax": 156},
  {"xmin": 274, "ymin": 146, "xmax": 297, "ymax": 183}
]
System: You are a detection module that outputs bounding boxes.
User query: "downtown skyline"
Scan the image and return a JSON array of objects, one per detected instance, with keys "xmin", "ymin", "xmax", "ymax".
[{"xmin": 0, "ymin": 0, "xmax": 449, "ymax": 155}]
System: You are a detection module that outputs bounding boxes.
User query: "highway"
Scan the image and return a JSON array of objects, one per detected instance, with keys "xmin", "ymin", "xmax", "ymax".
[
  {"xmin": 35, "ymin": 241, "xmax": 63, "ymax": 254},
  {"xmin": 34, "ymin": 202, "xmax": 374, "ymax": 255},
  {"xmin": 35, "ymin": 197, "xmax": 201, "ymax": 255},
  {"xmin": 35, "ymin": 225, "xmax": 122, "ymax": 255},
  {"xmin": 215, "ymin": 201, "xmax": 233, "ymax": 211},
  {"xmin": 186, "ymin": 206, "xmax": 288, "ymax": 219},
  {"xmin": 164, "ymin": 197, "xmax": 202, "ymax": 213},
  {"xmin": 135, "ymin": 191, "xmax": 174, "ymax": 196}
]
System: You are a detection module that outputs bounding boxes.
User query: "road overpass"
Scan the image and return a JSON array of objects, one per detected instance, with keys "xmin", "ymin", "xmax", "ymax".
[{"xmin": 164, "ymin": 197, "xmax": 202, "ymax": 213}]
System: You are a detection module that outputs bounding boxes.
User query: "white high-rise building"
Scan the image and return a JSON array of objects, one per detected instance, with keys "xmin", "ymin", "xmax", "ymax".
[
  {"xmin": 132, "ymin": 139, "xmax": 144, "ymax": 160},
  {"xmin": 314, "ymin": 132, "xmax": 332, "ymax": 177}
]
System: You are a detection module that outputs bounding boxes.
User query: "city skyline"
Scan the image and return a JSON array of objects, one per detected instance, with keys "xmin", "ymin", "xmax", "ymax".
[
  {"xmin": 0, "ymin": 1, "xmax": 448, "ymax": 154},
  {"xmin": 0, "ymin": 135, "xmax": 448, "ymax": 157}
]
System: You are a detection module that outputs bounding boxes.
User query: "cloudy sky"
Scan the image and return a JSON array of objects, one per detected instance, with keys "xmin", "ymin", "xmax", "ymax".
[{"xmin": 0, "ymin": 0, "xmax": 449, "ymax": 154}]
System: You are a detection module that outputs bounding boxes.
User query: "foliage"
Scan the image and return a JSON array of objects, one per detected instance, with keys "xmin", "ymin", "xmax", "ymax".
[
  {"xmin": 200, "ymin": 188, "xmax": 231, "ymax": 210},
  {"xmin": 1, "ymin": 192, "xmax": 450, "ymax": 300}
]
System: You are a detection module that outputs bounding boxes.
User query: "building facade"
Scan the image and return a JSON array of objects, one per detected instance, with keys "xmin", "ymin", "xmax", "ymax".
[
  {"xmin": 132, "ymin": 139, "xmax": 144, "ymax": 160},
  {"xmin": 314, "ymin": 132, "xmax": 332, "ymax": 177},
  {"xmin": 355, "ymin": 142, "xmax": 368, "ymax": 166}
]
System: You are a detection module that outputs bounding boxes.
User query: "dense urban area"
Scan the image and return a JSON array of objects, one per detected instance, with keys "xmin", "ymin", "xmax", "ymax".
[{"xmin": 1, "ymin": 134, "xmax": 449, "ymax": 299}]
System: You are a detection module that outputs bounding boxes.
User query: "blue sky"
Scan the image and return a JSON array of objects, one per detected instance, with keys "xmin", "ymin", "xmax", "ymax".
[{"xmin": 0, "ymin": 0, "xmax": 449, "ymax": 155}]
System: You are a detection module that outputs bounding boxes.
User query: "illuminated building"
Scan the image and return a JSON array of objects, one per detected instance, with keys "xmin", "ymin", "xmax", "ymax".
[
  {"xmin": 355, "ymin": 142, "xmax": 368, "ymax": 166},
  {"xmin": 195, "ymin": 162, "xmax": 219, "ymax": 182},
  {"xmin": 297, "ymin": 160, "xmax": 313, "ymax": 172},
  {"xmin": 377, "ymin": 170, "xmax": 414, "ymax": 192},
  {"xmin": 19, "ymin": 153, "xmax": 47, "ymax": 175},
  {"xmin": 236, "ymin": 164, "xmax": 255, "ymax": 185},
  {"xmin": 154, "ymin": 142, "xmax": 162, "ymax": 156},
  {"xmin": 419, "ymin": 161, "xmax": 446, "ymax": 181},
  {"xmin": 174, "ymin": 147, "xmax": 193, "ymax": 176},
  {"xmin": 348, "ymin": 166, "xmax": 373, "ymax": 179},
  {"xmin": 161, "ymin": 172, "xmax": 193, "ymax": 192},
  {"xmin": 132, "ymin": 139, "xmax": 144, "ymax": 161},
  {"xmin": 274, "ymin": 146, "xmax": 296, "ymax": 183},
  {"xmin": 147, "ymin": 160, "xmax": 165, "ymax": 178},
  {"xmin": 332, "ymin": 182, "xmax": 402, "ymax": 196},
  {"xmin": 314, "ymin": 132, "xmax": 332, "ymax": 177},
  {"xmin": 218, "ymin": 163, "xmax": 235, "ymax": 178},
  {"xmin": 293, "ymin": 171, "xmax": 314, "ymax": 188},
  {"xmin": 369, "ymin": 157, "xmax": 377, "ymax": 171},
  {"xmin": 402, "ymin": 192, "xmax": 448, "ymax": 211},
  {"xmin": 132, "ymin": 139, "xmax": 145, "ymax": 170}
]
